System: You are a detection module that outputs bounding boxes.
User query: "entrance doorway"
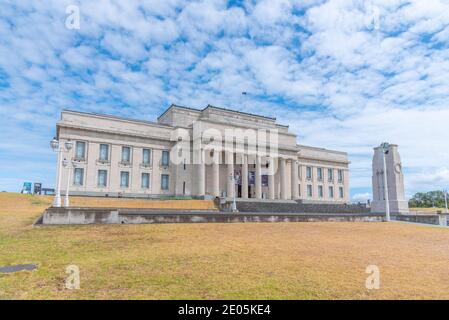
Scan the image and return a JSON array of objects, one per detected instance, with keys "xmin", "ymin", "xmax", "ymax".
[{"xmin": 248, "ymin": 185, "xmax": 254, "ymax": 198}]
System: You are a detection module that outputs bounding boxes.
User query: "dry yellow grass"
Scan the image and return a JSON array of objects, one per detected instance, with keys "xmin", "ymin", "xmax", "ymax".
[
  {"xmin": 410, "ymin": 207, "xmax": 447, "ymax": 214},
  {"xmin": 67, "ymin": 196, "xmax": 217, "ymax": 210},
  {"xmin": 18, "ymin": 195, "xmax": 216, "ymax": 210},
  {"xmin": 1, "ymin": 192, "xmax": 449, "ymax": 300}
]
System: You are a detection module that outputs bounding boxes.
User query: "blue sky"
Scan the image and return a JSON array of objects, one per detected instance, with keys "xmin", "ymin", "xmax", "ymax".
[{"xmin": 1, "ymin": 0, "xmax": 449, "ymax": 201}]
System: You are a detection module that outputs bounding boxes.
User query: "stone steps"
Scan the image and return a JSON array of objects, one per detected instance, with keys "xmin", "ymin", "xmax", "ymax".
[{"xmin": 233, "ymin": 201, "xmax": 370, "ymax": 214}]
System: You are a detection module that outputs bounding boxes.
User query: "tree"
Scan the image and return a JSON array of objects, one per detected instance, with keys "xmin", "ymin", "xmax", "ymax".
[{"xmin": 409, "ymin": 191, "xmax": 447, "ymax": 208}]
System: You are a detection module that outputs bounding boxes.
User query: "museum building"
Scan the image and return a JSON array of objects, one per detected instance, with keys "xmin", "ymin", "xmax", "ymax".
[{"xmin": 54, "ymin": 104, "xmax": 350, "ymax": 202}]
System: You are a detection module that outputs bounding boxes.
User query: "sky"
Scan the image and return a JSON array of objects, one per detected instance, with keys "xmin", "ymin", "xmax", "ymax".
[{"xmin": 0, "ymin": 0, "xmax": 448, "ymax": 202}]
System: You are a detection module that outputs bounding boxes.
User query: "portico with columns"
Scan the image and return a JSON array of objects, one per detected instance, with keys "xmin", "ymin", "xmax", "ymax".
[{"xmin": 199, "ymin": 148, "xmax": 312, "ymax": 201}]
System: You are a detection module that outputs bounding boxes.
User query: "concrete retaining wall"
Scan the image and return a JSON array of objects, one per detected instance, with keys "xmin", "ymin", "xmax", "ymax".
[
  {"xmin": 43, "ymin": 208, "xmax": 119, "ymax": 225},
  {"xmin": 392, "ymin": 214, "xmax": 448, "ymax": 226},
  {"xmin": 120, "ymin": 213, "xmax": 384, "ymax": 224},
  {"xmin": 41, "ymin": 207, "xmax": 385, "ymax": 225}
]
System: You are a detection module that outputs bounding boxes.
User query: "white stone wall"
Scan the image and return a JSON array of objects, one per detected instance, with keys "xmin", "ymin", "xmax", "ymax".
[
  {"xmin": 296, "ymin": 145, "xmax": 350, "ymax": 203},
  {"xmin": 57, "ymin": 126, "xmax": 176, "ymax": 197}
]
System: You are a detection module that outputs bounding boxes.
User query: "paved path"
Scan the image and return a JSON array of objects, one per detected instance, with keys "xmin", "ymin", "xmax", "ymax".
[{"xmin": 0, "ymin": 264, "xmax": 38, "ymax": 273}]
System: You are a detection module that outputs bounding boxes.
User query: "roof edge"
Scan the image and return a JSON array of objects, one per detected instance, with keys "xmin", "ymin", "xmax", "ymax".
[
  {"xmin": 157, "ymin": 104, "xmax": 201, "ymax": 120},
  {"xmin": 204, "ymin": 104, "xmax": 277, "ymax": 121},
  {"xmin": 61, "ymin": 109, "xmax": 174, "ymax": 128},
  {"xmin": 297, "ymin": 144, "xmax": 348, "ymax": 155}
]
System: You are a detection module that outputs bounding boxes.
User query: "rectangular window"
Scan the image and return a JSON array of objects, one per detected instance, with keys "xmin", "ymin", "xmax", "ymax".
[
  {"xmin": 328, "ymin": 168, "xmax": 334, "ymax": 182},
  {"xmin": 141, "ymin": 173, "xmax": 150, "ymax": 189},
  {"xmin": 120, "ymin": 171, "xmax": 129, "ymax": 188},
  {"xmin": 142, "ymin": 149, "xmax": 151, "ymax": 165},
  {"xmin": 298, "ymin": 184, "xmax": 301, "ymax": 197},
  {"xmin": 306, "ymin": 166, "xmax": 312, "ymax": 180},
  {"xmin": 338, "ymin": 169, "xmax": 343, "ymax": 183},
  {"xmin": 161, "ymin": 174, "xmax": 169, "ymax": 190},
  {"xmin": 318, "ymin": 185, "xmax": 324, "ymax": 198},
  {"xmin": 98, "ymin": 170, "xmax": 107, "ymax": 187},
  {"xmin": 75, "ymin": 141, "xmax": 86, "ymax": 160},
  {"xmin": 339, "ymin": 187, "xmax": 344, "ymax": 199},
  {"xmin": 161, "ymin": 150, "xmax": 170, "ymax": 166},
  {"xmin": 121, "ymin": 146, "xmax": 131, "ymax": 163},
  {"xmin": 329, "ymin": 186, "xmax": 334, "ymax": 198},
  {"xmin": 317, "ymin": 168, "xmax": 323, "ymax": 181},
  {"xmin": 298, "ymin": 165, "xmax": 302, "ymax": 180},
  {"xmin": 74, "ymin": 168, "xmax": 84, "ymax": 185},
  {"xmin": 99, "ymin": 144, "xmax": 109, "ymax": 161},
  {"xmin": 307, "ymin": 184, "xmax": 313, "ymax": 197}
]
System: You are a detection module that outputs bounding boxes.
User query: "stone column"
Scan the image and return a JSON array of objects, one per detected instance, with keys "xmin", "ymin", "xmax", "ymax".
[
  {"xmin": 291, "ymin": 160, "xmax": 299, "ymax": 199},
  {"xmin": 255, "ymin": 155, "xmax": 262, "ymax": 199},
  {"xmin": 241, "ymin": 154, "xmax": 248, "ymax": 199},
  {"xmin": 226, "ymin": 151, "xmax": 234, "ymax": 198},
  {"xmin": 268, "ymin": 157, "xmax": 275, "ymax": 200},
  {"xmin": 212, "ymin": 150, "xmax": 220, "ymax": 197},
  {"xmin": 197, "ymin": 148, "xmax": 205, "ymax": 196},
  {"xmin": 280, "ymin": 157, "xmax": 287, "ymax": 200}
]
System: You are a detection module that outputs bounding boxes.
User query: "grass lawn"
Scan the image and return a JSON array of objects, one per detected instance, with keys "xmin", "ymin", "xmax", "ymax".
[
  {"xmin": 1, "ymin": 192, "xmax": 449, "ymax": 300},
  {"xmin": 410, "ymin": 207, "xmax": 447, "ymax": 213}
]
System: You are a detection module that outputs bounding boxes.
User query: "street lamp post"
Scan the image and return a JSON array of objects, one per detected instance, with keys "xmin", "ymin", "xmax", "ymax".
[
  {"xmin": 50, "ymin": 138, "xmax": 73, "ymax": 207},
  {"xmin": 229, "ymin": 173, "xmax": 237, "ymax": 212},
  {"xmin": 444, "ymin": 189, "xmax": 448, "ymax": 214},
  {"xmin": 50, "ymin": 138, "xmax": 62, "ymax": 207},
  {"xmin": 62, "ymin": 159, "xmax": 75, "ymax": 208},
  {"xmin": 380, "ymin": 142, "xmax": 390, "ymax": 222}
]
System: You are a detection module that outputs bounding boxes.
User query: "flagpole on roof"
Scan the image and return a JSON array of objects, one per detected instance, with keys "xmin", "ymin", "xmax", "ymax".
[{"xmin": 241, "ymin": 91, "xmax": 247, "ymax": 111}]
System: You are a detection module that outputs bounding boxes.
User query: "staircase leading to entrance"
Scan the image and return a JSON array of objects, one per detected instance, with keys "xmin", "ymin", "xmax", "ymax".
[{"xmin": 233, "ymin": 200, "xmax": 370, "ymax": 214}]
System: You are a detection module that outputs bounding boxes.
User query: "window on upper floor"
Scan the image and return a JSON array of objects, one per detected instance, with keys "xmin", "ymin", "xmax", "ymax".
[
  {"xmin": 318, "ymin": 185, "xmax": 324, "ymax": 198},
  {"xmin": 339, "ymin": 187, "xmax": 344, "ymax": 199},
  {"xmin": 317, "ymin": 168, "xmax": 323, "ymax": 181},
  {"xmin": 121, "ymin": 146, "xmax": 131, "ymax": 163},
  {"xmin": 75, "ymin": 141, "xmax": 86, "ymax": 160},
  {"xmin": 99, "ymin": 144, "xmax": 109, "ymax": 161},
  {"xmin": 142, "ymin": 148, "xmax": 152, "ymax": 165},
  {"xmin": 328, "ymin": 168, "xmax": 334, "ymax": 182},
  {"xmin": 161, "ymin": 150, "xmax": 170, "ymax": 166},
  {"xmin": 338, "ymin": 169, "xmax": 343, "ymax": 183},
  {"xmin": 306, "ymin": 167, "xmax": 312, "ymax": 180}
]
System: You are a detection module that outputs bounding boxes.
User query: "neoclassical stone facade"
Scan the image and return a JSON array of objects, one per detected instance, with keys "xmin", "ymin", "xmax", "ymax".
[{"xmin": 55, "ymin": 104, "xmax": 350, "ymax": 202}]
